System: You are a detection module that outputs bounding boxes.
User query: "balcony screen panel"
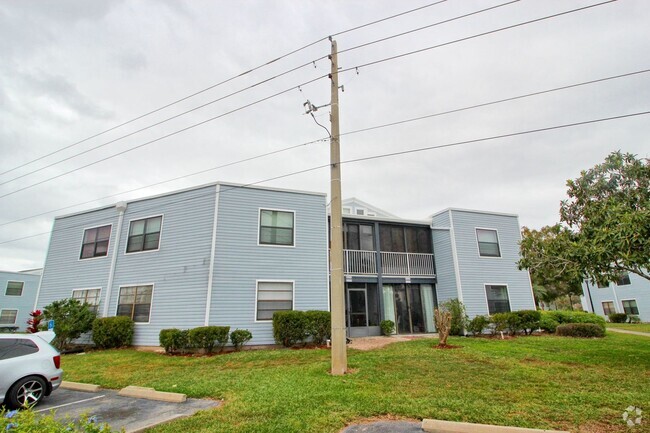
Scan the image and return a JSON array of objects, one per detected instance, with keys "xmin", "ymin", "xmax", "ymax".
[{"xmin": 359, "ymin": 225, "xmax": 374, "ymax": 251}]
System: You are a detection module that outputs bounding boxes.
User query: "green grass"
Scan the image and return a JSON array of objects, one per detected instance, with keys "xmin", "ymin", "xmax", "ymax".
[
  {"xmin": 61, "ymin": 333, "xmax": 650, "ymax": 433},
  {"xmin": 607, "ymin": 322, "xmax": 650, "ymax": 333}
]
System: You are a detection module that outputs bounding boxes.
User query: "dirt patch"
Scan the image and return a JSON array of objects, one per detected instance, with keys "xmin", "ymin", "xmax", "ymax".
[{"xmin": 348, "ymin": 334, "xmax": 437, "ymax": 351}]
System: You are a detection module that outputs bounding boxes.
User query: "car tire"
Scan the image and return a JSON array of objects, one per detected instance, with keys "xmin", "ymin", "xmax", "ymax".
[{"xmin": 6, "ymin": 376, "xmax": 47, "ymax": 409}]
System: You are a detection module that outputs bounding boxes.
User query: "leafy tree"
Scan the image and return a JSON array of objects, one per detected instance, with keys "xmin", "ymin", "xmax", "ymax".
[
  {"xmin": 560, "ymin": 151, "xmax": 649, "ymax": 283},
  {"xmin": 42, "ymin": 298, "xmax": 96, "ymax": 351}
]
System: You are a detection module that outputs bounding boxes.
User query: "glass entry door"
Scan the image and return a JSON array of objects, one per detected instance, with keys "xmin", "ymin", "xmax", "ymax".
[
  {"xmin": 348, "ymin": 288, "xmax": 368, "ymax": 328},
  {"xmin": 393, "ymin": 284, "xmax": 426, "ymax": 334}
]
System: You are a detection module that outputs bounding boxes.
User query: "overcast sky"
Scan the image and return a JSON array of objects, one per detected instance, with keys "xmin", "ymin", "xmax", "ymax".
[{"xmin": 1, "ymin": 0, "xmax": 648, "ymax": 271}]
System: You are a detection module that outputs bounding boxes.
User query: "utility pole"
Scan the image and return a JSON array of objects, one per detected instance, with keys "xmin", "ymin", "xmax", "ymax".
[{"xmin": 329, "ymin": 37, "xmax": 347, "ymax": 376}]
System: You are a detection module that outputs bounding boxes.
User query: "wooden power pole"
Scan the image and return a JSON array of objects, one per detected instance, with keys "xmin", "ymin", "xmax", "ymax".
[{"xmin": 329, "ymin": 38, "xmax": 347, "ymax": 376}]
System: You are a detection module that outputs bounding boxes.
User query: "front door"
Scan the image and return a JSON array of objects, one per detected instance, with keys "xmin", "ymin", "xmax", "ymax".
[
  {"xmin": 393, "ymin": 284, "xmax": 426, "ymax": 334},
  {"xmin": 347, "ymin": 287, "xmax": 369, "ymax": 337}
]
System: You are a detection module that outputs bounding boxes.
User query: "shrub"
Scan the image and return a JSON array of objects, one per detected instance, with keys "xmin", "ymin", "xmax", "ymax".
[
  {"xmin": 273, "ymin": 311, "xmax": 309, "ymax": 347},
  {"xmin": 305, "ymin": 310, "xmax": 331, "ymax": 345},
  {"xmin": 1, "ymin": 407, "xmax": 115, "ymax": 432},
  {"xmin": 505, "ymin": 312, "xmax": 523, "ymax": 335},
  {"xmin": 539, "ymin": 315, "xmax": 559, "ymax": 333},
  {"xmin": 92, "ymin": 316, "xmax": 134, "ymax": 349},
  {"xmin": 27, "ymin": 309, "xmax": 43, "ymax": 334},
  {"xmin": 188, "ymin": 326, "xmax": 230, "ymax": 353},
  {"xmin": 440, "ymin": 299, "xmax": 468, "ymax": 336},
  {"xmin": 467, "ymin": 315, "xmax": 490, "ymax": 335},
  {"xmin": 43, "ymin": 298, "xmax": 96, "ymax": 351},
  {"xmin": 608, "ymin": 313, "xmax": 628, "ymax": 323},
  {"xmin": 556, "ymin": 323, "xmax": 605, "ymax": 338},
  {"xmin": 515, "ymin": 310, "xmax": 541, "ymax": 335},
  {"xmin": 490, "ymin": 313, "xmax": 510, "ymax": 334},
  {"xmin": 380, "ymin": 320, "xmax": 395, "ymax": 336},
  {"xmin": 544, "ymin": 310, "xmax": 606, "ymax": 328},
  {"xmin": 159, "ymin": 328, "xmax": 191, "ymax": 354},
  {"xmin": 628, "ymin": 315, "xmax": 641, "ymax": 324},
  {"xmin": 230, "ymin": 329, "xmax": 253, "ymax": 351}
]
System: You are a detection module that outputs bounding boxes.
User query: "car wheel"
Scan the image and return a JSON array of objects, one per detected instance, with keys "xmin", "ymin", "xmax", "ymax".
[{"xmin": 7, "ymin": 376, "xmax": 47, "ymax": 409}]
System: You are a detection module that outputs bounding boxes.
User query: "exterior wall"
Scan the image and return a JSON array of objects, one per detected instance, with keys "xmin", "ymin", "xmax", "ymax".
[
  {"xmin": 447, "ymin": 210, "xmax": 535, "ymax": 318},
  {"xmin": 583, "ymin": 273, "xmax": 650, "ymax": 322},
  {"xmin": 210, "ymin": 185, "xmax": 329, "ymax": 345},
  {"xmin": 0, "ymin": 271, "xmax": 41, "ymax": 331},
  {"xmin": 431, "ymin": 212, "xmax": 458, "ymax": 304}
]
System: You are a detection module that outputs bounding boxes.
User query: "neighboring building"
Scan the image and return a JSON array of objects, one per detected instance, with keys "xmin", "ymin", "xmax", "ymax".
[
  {"xmin": 582, "ymin": 272, "xmax": 650, "ymax": 322},
  {"xmin": 0, "ymin": 269, "xmax": 42, "ymax": 332},
  {"xmin": 36, "ymin": 182, "xmax": 329, "ymax": 346}
]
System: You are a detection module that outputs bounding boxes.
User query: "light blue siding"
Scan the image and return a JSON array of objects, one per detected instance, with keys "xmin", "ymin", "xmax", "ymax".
[
  {"xmin": 0, "ymin": 271, "xmax": 41, "ymax": 331},
  {"xmin": 210, "ymin": 184, "xmax": 329, "ymax": 345},
  {"xmin": 431, "ymin": 212, "xmax": 458, "ymax": 304},
  {"xmin": 446, "ymin": 210, "xmax": 535, "ymax": 318},
  {"xmin": 584, "ymin": 273, "xmax": 650, "ymax": 322}
]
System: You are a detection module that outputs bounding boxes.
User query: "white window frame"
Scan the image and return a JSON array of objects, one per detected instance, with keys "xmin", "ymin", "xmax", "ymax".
[
  {"xmin": 72, "ymin": 288, "xmax": 102, "ymax": 314},
  {"xmin": 124, "ymin": 215, "xmax": 164, "ymax": 255},
  {"xmin": 342, "ymin": 207, "xmax": 352, "ymax": 215},
  {"xmin": 621, "ymin": 298, "xmax": 639, "ymax": 315},
  {"xmin": 0, "ymin": 309, "xmax": 18, "ymax": 325},
  {"xmin": 115, "ymin": 283, "xmax": 155, "ymax": 325},
  {"xmin": 5, "ymin": 281, "xmax": 24, "ymax": 297},
  {"xmin": 616, "ymin": 273, "xmax": 631, "ymax": 286},
  {"xmin": 254, "ymin": 280, "xmax": 295, "ymax": 322},
  {"xmin": 483, "ymin": 283, "xmax": 511, "ymax": 315},
  {"xmin": 601, "ymin": 300, "xmax": 616, "ymax": 316},
  {"xmin": 475, "ymin": 227, "xmax": 502, "ymax": 258},
  {"xmin": 78, "ymin": 223, "xmax": 113, "ymax": 261},
  {"xmin": 257, "ymin": 208, "xmax": 296, "ymax": 248}
]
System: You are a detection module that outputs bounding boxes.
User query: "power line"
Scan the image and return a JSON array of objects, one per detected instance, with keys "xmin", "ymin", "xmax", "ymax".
[
  {"xmin": 2, "ymin": 67, "xmax": 647, "ymax": 228},
  {"xmin": 0, "ymin": 0, "xmax": 448, "ymax": 178},
  {"xmin": 2, "ymin": 108, "xmax": 647, "ymax": 246}
]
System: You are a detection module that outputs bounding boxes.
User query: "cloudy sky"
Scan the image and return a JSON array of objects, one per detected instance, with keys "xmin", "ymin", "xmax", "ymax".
[{"xmin": 1, "ymin": 0, "xmax": 648, "ymax": 271}]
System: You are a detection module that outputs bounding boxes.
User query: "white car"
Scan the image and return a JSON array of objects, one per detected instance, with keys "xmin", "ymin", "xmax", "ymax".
[{"xmin": 0, "ymin": 331, "xmax": 63, "ymax": 409}]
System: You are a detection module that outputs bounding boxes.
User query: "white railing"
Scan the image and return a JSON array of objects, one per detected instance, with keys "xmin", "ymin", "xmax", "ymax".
[
  {"xmin": 342, "ymin": 250, "xmax": 435, "ymax": 276},
  {"xmin": 343, "ymin": 250, "xmax": 377, "ymax": 274}
]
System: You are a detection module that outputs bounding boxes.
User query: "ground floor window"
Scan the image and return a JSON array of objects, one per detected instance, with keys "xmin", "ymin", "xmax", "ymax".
[
  {"xmin": 72, "ymin": 288, "xmax": 101, "ymax": 314},
  {"xmin": 485, "ymin": 285, "xmax": 510, "ymax": 315},
  {"xmin": 622, "ymin": 299, "xmax": 639, "ymax": 315},
  {"xmin": 0, "ymin": 309, "xmax": 18, "ymax": 325},
  {"xmin": 602, "ymin": 301, "xmax": 615, "ymax": 316},
  {"xmin": 117, "ymin": 285, "xmax": 153, "ymax": 323},
  {"xmin": 256, "ymin": 281, "xmax": 293, "ymax": 320},
  {"xmin": 382, "ymin": 284, "xmax": 435, "ymax": 334}
]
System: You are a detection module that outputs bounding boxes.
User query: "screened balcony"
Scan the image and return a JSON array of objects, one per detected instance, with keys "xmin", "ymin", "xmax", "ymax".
[{"xmin": 343, "ymin": 249, "xmax": 435, "ymax": 277}]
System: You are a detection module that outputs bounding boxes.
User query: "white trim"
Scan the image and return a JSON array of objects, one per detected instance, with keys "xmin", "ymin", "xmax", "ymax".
[
  {"xmin": 115, "ymin": 283, "xmax": 155, "ymax": 325},
  {"xmin": 340, "ymin": 197, "xmax": 399, "ymax": 218},
  {"xmin": 77, "ymin": 223, "xmax": 113, "ymax": 262},
  {"xmin": 517, "ymin": 216, "xmax": 537, "ymax": 309},
  {"xmin": 124, "ymin": 214, "xmax": 164, "ymax": 255},
  {"xmin": 324, "ymin": 205, "xmax": 331, "ymax": 312},
  {"xmin": 103, "ymin": 204, "xmax": 126, "ymax": 317},
  {"xmin": 620, "ymin": 298, "xmax": 639, "ymax": 315},
  {"xmin": 34, "ymin": 220, "xmax": 55, "ymax": 311},
  {"xmin": 0, "ymin": 309, "xmax": 19, "ymax": 325},
  {"xmin": 448, "ymin": 210, "xmax": 464, "ymax": 304},
  {"xmin": 5, "ymin": 280, "xmax": 24, "ymax": 297},
  {"xmin": 205, "ymin": 184, "xmax": 220, "ymax": 326},
  {"xmin": 257, "ymin": 208, "xmax": 296, "ymax": 248},
  {"xmin": 600, "ymin": 299, "xmax": 616, "ymax": 316},
  {"xmin": 72, "ymin": 287, "xmax": 102, "ymax": 313},
  {"xmin": 430, "ymin": 207, "xmax": 519, "ymax": 219},
  {"xmin": 254, "ymin": 279, "xmax": 295, "ymax": 322},
  {"xmin": 475, "ymin": 227, "xmax": 502, "ymax": 259},
  {"xmin": 342, "ymin": 214, "xmax": 430, "ymax": 226},
  {"xmin": 611, "ymin": 284, "xmax": 621, "ymax": 313},
  {"xmin": 483, "ymin": 283, "xmax": 511, "ymax": 315}
]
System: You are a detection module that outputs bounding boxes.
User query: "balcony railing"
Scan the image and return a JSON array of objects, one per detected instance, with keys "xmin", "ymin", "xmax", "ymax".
[{"xmin": 343, "ymin": 249, "xmax": 435, "ymax": 276}]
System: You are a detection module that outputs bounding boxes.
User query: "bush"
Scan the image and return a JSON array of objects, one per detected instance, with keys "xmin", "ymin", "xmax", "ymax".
[
  {"xmin": 440, "ymin": 299, "xmax": 468, "ymax": 336},
  {"xmin": 43, "ymin": 298, "xmax": 96, "ymax": 351},
  {"xmin": 92, "ymin": 316, "xmax": 134, "ymax": 349},
  {"xmin": 1, "ymin": 407, "xmax": 115, "ymax": 432},
  {"xmin": 544, "ymin": 310, "xmax": 606, "ymax": 329},
  {"xmin": 230, "ymin": 329, "xmax": 253, "ymax": 351},
  {"xmin": 467, "ymin": 315, "xmax": 490, "ymax": 335},
  {"xmin": 556, "ymin": 323, "xmax": 605, "ymax": 338},
  {"xmin": 608, "ymin": 313, "xmax": 628, "ymax": 323},
  {"xmin": 159, "ymin": 328, "xmax": 190, "ymax": 354},
  {"xmin": 490, "ymin": 313, "xmax": 510, "ymax": 334},
  {"xmin": 380, "ymin": 320, "xmax": 395, "ymax": 336},
  {"xmin": 539, "ymin": 315, "xmax": 559, "ymax": 333},
  {"xmin": 273, "ymin": 311, "xmax": 309, "ymax": 347},
  {"xmin": 188, "ymin": 326, "xmax": 230, "ymax": 353},
  {"xmin": 515, "ymin": 310, "xmax": 541, "ymax": 335},
  {"xmin": 305, "ymin": 310, "xmax": 331, "ymax": 345},
  {"xmin": 628, "ymin": 315, "xmax": 641, "ymax": 324}
]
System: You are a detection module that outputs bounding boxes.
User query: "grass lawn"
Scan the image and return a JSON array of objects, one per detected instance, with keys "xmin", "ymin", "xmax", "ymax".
[
  {"xmin": 62, "ymin": 333, "xmax": 650, "ymax": 433},
  {"xmin": 606, "ymin": 322, "xmax": 650, "ymax": 333}
]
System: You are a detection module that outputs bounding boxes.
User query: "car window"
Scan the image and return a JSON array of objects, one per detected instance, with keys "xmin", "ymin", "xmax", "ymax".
[{"xmin": 0, "ymin": 338, "xmax": 39, "ymax": 360}]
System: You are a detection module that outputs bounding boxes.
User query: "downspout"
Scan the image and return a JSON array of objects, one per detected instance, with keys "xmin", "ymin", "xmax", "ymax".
[
  {"xmin": 584, "ymin": 280, "xmax": 595, "ymax": 313},
  {"xmin": 103, "ymin": 202, "xmax": 127, "ymax": 317},
  {"xmin": 204, "ymin": 184, "xmax": 221, "ymax": 326},
  {"xmin": 611, "ymin": 283, "xmax": 621, "ymax": 313},
  {"xmin": 33, "ymin": 221, "xmax": 56, "ymax": 310},
  {"xmin": 447, "ymin": 211, "xmax": 464, "ymax": 305}
]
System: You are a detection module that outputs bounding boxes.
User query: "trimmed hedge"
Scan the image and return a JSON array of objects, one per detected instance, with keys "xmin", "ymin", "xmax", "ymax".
[
  {"xmin": 467, "ymin": 315, "xmax": 490, "ymax": 335},
  {"xmin": 490, "ymin": 313, "xmax": 510, "ymax": 334},
  {"xmin": 272, "ymin": 310, "xmax": 331, "ymax": 347},
  {"xmin": 305, "ymin": 310, "xmax": 331, "ymax": 345},
  {"xmin": 608, "ymin": 313, "xmax": 628, "ymax": 323},
  {"xmin": 188, "ymin": 326, "xmax": 230, "ymax": 353},
  {"xmin": 159, "ymin": 328, "xmax": 190, "ymax": 354},
  {"xmin": 539, "ymin": 315, "xmax": 559, "ymax": 333},
  {"xmin": 230, "ymin": 329, "xmax": 253, "ymax": 351},
  {"xmin": 516, "ymin": 310, "xmax": 541, "ymax": 335},
  {"xmin": 543, "ymin": 310, "xmax": 606, "ymax": 329},
  {"xmin": 92, "ymin": 316, "xmax": 134, "ymax": 349},
  {"xmin": 556, "ymin": 323, "xmax": 605, "ymax": 338}
]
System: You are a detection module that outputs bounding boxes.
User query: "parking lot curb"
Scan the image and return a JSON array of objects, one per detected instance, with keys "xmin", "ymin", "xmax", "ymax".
[
  {"xmin": 421, "ymin": 420, "xmax": 569, "ymax": 433},
  {"xmin": 118, "ymin": 385, "xmax": 187, "ymax": 403},
  {"xmin": 60, "ymin": 381, "xmax": 101, "ymax": 392}
]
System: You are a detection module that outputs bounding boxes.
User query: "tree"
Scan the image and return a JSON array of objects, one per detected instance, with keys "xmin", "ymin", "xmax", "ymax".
[
  {"xmin": 560, "ymin": 151, "xmax": 649, "ymax": 283},
  {"xmin": 42, "ymin": 299, "xmax": 96, "ymax": 351}
]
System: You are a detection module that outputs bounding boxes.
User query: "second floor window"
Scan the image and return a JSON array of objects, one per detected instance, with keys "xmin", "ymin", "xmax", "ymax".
[
  {"xmin": 476, "ymin": 229, "xmax": 501, "ymax": 257},
  {"xmin": 5, "ymin": 281, "xmax": 23, "ymax": 296},
  {"xmin": 344, "ymin": 223, "xmax": 374, "ymax": 251},
  {"xmin": 617, "ymin": 273, "xmax": 631, "ymax": 286},
  {"xmin": 127, "ymin": 216, "xmax": 162, "ymax": 253},
  {"xmin": 80, "ymin": 225, "xmax": 111, "ymax": 259},
  {"xmin": 259, "ymin": 210, "xmax": 294, "ymax": 246}
]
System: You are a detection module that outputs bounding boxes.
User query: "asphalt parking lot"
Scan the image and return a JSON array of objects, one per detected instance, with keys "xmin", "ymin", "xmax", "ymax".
[{"xmin": 36, "ymin": 388, "xmax": 220, "ymax": 432}]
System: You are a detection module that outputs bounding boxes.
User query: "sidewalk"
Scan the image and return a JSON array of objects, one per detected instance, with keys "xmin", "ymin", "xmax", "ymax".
[{"xmin": 607, "ymin": 327, "xmax": 650, "ymax": 337}]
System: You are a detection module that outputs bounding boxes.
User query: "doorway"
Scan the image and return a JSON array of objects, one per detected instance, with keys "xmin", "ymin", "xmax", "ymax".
[{"xmin": 346, "ymin": 283, "xmax": 380, "ymax": 337}]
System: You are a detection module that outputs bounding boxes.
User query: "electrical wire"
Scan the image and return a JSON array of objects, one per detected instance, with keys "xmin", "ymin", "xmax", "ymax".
[{"xmin": 2, "ymin": 108, "xmax": 647, "ymax": 246}]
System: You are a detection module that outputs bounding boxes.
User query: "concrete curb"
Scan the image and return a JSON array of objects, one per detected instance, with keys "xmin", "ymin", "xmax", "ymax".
[
  {"xmin": 118, "ymin": 386, "xmax": 187, "ymax": 403},
  {"xmin": 60, "ymin": 381, "xmax": 101, "ymax": 392},
  {"xmin": 421, "ymin": 419, "xmax": 569, "ymax": 433}
]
